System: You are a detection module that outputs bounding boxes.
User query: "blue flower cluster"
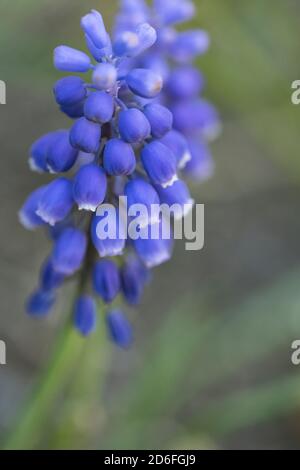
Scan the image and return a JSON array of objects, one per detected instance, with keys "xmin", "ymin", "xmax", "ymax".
[
  {"xmin": 115, "ymin": 0, "xmax": 220, "ymax": 180},
  {"xmin": 19, "ymin": 2, "xmax": 218, "ymax": 348}
]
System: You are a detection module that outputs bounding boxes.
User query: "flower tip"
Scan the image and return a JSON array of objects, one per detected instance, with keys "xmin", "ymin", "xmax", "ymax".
[{"xmin": 161, "ymin": 174, "xmax": 178, "ymax": 189}]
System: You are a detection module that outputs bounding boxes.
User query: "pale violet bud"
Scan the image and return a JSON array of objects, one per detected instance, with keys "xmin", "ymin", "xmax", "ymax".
[
  {"xmin": 70, "ymin": 117, "xmax": 101, "ymax": 154},
  {"xmin": 184, "ymin": 137, "xmax": 215, "ymax": 181},
  {"xmin": 166, "ymin": 66, "xmax": 204, "ymax": 100},
  {"xmin": 134, "ymin": 23, "xmax": 157, "ymax": 55},
  {"xmin": 73, "ymin": 163, "xmax": 107, "ymax": 211},
  {"xmin": 114, "ymin": 23, "xmax": 156, "ymax": 57},
  {"xmin": 141, "ymin": 141, "xmax": 177, "ymax": 187},
  {"xmin": 81, "ymin": 10, "xmax": 109, "ymax": 50},
  {"xmin": 54, "ymin": 46, "xmax": 91, "ymax": 72},
  {"xmin": 113, "ymin": 31, "xmax": 140, "ymax": 57},
  {"xmin": 36, "ymin": 178, "xmax": 74, "ymax": 226},
  {"xmin": 154, "ymin": 0, "xmax": 195, "ymax": 25},
  {"xmin": 170, "ymin": 30, "xmax": 210, "ymax": 63},
  {"xmin": 92, "ymin": 63, "xmax": 117, "ymax": 91},
  {"xmin": 51, "ymin": 228, "xmax": 87, "ymax": 275},
  {"xmin": 85, "ymin": 34, "xmax": 112, "ymax": 62},
  {"xmin": 126, "ymin": 68, "xmax": 163, "ymax": 99}
]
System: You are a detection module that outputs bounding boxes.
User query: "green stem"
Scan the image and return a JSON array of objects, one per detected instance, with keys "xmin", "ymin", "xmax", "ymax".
[{"xmin": 3, "ymin": 321, "xmax": 87, "ymax": 450}]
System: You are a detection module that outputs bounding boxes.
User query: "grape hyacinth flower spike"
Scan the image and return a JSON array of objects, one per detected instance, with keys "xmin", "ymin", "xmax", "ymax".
[
  {"xmin": 115, "ymin": 0, "xmax": 221, "ymax": 181},
  {"xmin": 20, "ymin": 3, "xmax": 217, "ymax": 348}
]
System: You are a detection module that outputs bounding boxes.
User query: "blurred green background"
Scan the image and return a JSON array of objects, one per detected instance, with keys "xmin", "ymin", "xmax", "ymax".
[{"xmin": 1, "ymin": 0, "xmax": 300, "ymax": 450}]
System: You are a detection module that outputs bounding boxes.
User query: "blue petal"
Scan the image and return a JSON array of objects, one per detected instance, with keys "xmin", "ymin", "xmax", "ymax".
[
  {"xmin": 141, "ymin": 141, "xmax": 177, "ymax": 187},
  {"xmin": 91, "ymin": 208, "xmax": 126, "ymax": 257},
  {"xmin": 106, "ymin": 309, "xmax": 133, "ymax": 349},
  {"xmin": 19, "ymin": 185, "xmax": 48, "ymax": 230},
  {"xmin": 74, "ymin": 295, "xmax": 97, "ymax": 336},
  {"xmin": 47, "ymin": 130, "xmax": 77, "ymax": 173},
  {"xmin": 26, "ymin": 289, "xmax": 56, "ymax": 317},
  {"xmin": 166, "ymin": 66, "xmax": 204, "ymax": 100},
  {"xmin": 51, "ymin": 228, "xmax": 87, "ymax": 275},
  {"xmin": 53, "ymin": 76, "xmax": 86, "ymax": 106},
  {"xmin": 118, "ymin": 108, "xmax": 150, "ymax": 143},
  {"xmin": 184, "ymin": 137, "xmax": 215, "ymax": 181},
  {"xmin": 54, "ymin": 46, "xmax": 91, "ymax": 72},
  {"xmin": 126, "ymin": 68, "xmax": 163, "ymax": 99},
  {"xmin": 92, "ymin": 259, "xmax": 121, "ymax": 303},
  {"xmin": 81, "ymin": 10, "xmax": 109, "ymax": 50},
  {"xmin": 143, "ymin": 103, "xmax": 173, "ymax": 139},
  {"xmin": 169, "ymin": 30, "xmax": 210, "ymax": 63},
  {"xmin": 73, "ymin": 163, "xmax": 107, "ymax": 211},
  {"xmin": 103, "ymin": 138, "xmax": 136, "ymax": 175},
  {"xmin": 92, "ymin": 63, "xmax": 117, "ymax": 91},
  {"xmin": 84, "ymin": 91, "xmax": 114, "ymax": 124},
  {"xmin": 159, "ymin": 130, "xmax": 191, "ymax": 169},
  {"xmin": 70, "ymin": 117, "xmax": 101, "ymax": 154},
  {"xmin": 40, "ymin": 258, "xmax": 65, "ymax": 291},
  {"xmin": 36, "ymin": 178, "xmax": 74, "ymax": 226}
]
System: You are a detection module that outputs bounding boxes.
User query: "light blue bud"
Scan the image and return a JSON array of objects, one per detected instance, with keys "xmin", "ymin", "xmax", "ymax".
[
  {"xmin": 154, "ymin": 0, "xmax": 195, "ymax": 25},
  {"xmin": 126, "ymin": 68, "xmax": 163, "ymax": 98},
  {"xmin": 92, "ymin": 63, "xmax": 117, "ymax": 91},
  {"xmin": 81, "ymin": 10, "xmax": 109, "ymax": 50},
  {"xmin": 54, "ymin": 46, "xmax": 91, "ymax": 72},
  {"xmin": 170, "ymin": 30, "xmax": 210, "ymax": 63}
]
